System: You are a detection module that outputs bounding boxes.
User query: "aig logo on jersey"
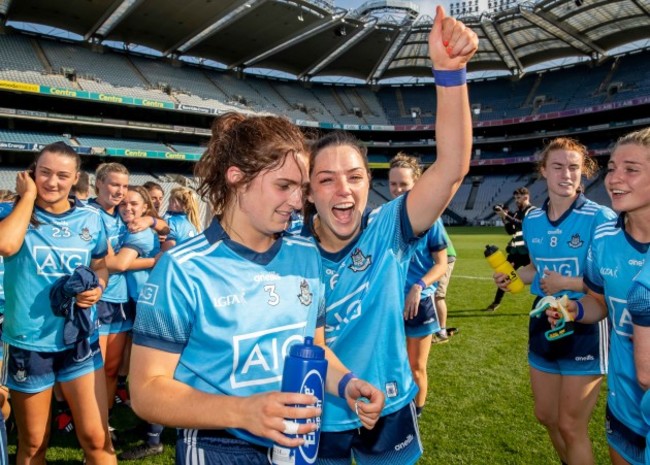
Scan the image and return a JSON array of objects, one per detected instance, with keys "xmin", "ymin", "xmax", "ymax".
[
  {"xmin": 33, "ymin": 246, "xmax": 89, "ymax": 277},
  {"xmin": 608, "ymin": 296, "xmax": 632, "ymax": 338},
  {"xmin": 231, "ymin": 324, "xmax": 306, "ymax": 388},
  {"xmin": 535, "ymin": 257, "xmax": 580, "ymax": 277},
  {"xmin": 348, "ymin": 248, "xmax": 371, "ymax": 272},
  {"xmin": 138, "ymin": 284, "xmax": 159, "ymax": 306}
]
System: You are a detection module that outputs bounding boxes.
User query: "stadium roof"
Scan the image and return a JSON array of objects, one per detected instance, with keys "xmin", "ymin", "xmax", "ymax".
[{"xmin": 1, "ymin": 0, "xmax": 649, "ymax": 82}]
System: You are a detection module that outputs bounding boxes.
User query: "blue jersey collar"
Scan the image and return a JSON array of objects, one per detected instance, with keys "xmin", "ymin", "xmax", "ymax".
[
  {"xmin": 203, "ymin": 217, "xmax": 283, "ymax": 265},
  {"xmin": 542, "ymin": 193, "xmax": 587, "ymax": 227},
  {"xmin": 35, "ymin": 196, "xmax": 79, "ymax": 217},
  {"xmin": 88, "ymin": 198, "xmax": 120, "ymax": 217},
  {"xmin": 617, "ymin": 212, "xmax": 650, "ymax": 254}
]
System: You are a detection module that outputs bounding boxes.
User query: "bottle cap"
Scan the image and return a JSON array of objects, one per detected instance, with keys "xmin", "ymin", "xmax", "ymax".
[
  {"xmin": 484, "ymin": 244, "xmax": 498, "ymax": 257},
  {"xmin": 289, "ymin": 336, "xmax": 325, "ymax": 360}
]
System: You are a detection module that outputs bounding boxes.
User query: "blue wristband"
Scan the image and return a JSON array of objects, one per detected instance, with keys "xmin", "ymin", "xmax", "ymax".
[
  {"xmin": 432, "ymin": 67, "xmax": 467, "ymax": 87},
  {"xmin": 152, "ymin": 217, "xmax": 158, "ymax": 229},
  {"xmin": 575, "ymin": 300, "xmax": 584, "ymax": 321},
  {"xmin": 338, "ymin": 372, "xmax": 357, "ymax": 399},
  {"xmin": 416, "ymin": 279, "xmax": 427, "ymax": 290},
  {"xmin": 98, "ymin": 283, "xmax": 105, "ymax": 293}
]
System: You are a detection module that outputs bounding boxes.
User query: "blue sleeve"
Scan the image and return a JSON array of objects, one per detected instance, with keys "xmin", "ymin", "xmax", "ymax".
[
  {"xmin": 628, "ymin": 282, "xmax": 650, "ymax": 327},
  {"xmin": 0, "ymin": 203, "xmax": 13, "ymax": 220},
  {"xmin": 122, "ymin": 230, "xmax": 150, "ymax": 257},
  {"xmin": 133, "ymin": 252, "xmax": 196, "ymax": 353},
  {"xmin": 426, "ymin": 219, "xmax": 448, "ymax": 252},
  {"xmin": 92, "ymin": 217, "xmax": 108, "ymax": 259},
  {"xmin": 583, "ymin": 245, "xmax": 604, "ymax": 295},
  {"xmin": 166, "ymin": 216, "xmax": 178, "ymax": 242},
  {"xmin": 597, "ymin": 206, "xmax": 617, "ymax": 223}
]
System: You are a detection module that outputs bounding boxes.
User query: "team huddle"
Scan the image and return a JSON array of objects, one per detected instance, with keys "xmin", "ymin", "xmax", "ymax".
[{"xmin": 0, "ymin": 5, "xmax": 649, "ymax": 465}]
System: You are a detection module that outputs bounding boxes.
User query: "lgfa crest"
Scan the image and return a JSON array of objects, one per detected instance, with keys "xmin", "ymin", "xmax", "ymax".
[
  {"xmin": 567, "ymin": 234, "xmax": 584, "ymax": 249},
  {"xmin": 79, "ymin": 227, "xmax": 93, "ymax": 241},
  {"xmin": 298, "ymin": 279, "xmax": 313, "ymax": 306},
  {"xmin": 348, "ymin": 247, "xmax": 372, "ymax": 272}
]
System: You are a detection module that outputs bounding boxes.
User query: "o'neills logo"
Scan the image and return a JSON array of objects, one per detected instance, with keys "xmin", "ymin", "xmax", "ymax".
[{"xmin": 395, "ymin": 434, "xmax": 414, "ymax": 451}]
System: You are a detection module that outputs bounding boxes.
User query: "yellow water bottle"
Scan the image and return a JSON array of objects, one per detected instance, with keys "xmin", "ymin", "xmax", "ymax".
[{"xmin": 484, "ymin": 244, "xmax": 525, "ymax": 293}]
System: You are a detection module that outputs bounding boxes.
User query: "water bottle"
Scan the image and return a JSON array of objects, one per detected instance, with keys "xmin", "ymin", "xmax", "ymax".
[
  {"xmin": 271, "ymin": 336, "xmax": 328, "ymax": 465},
  {"xmin": 484, "ymin": 244, "xmax": 525, "ymax": 293}
]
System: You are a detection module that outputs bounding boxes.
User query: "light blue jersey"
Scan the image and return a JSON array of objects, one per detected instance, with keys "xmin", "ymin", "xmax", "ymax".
[
  {"xmin": 0, "ymin": 203, "xmax": 12, "ymax": 314},
  {"xmin": 133, "ymin": 218, "xmax": 325, "ymax": 447},
  {"xmin": 628, "ymin": 251, "xmax": 650, "ymax": 464},
  {"xmin": 405, "ymin": 218, "xmax": 447, "ymax": 298},
  {"xmin": 524, "ymin": 194, "xmax": 614, "ymax": 368},
  {"xmin": 523, "ymin": 194, "xmax": 616, "ymax": 300},
  {"xmin": 3, "ymin": 199, "xmax": 107, "ymax": 351},
  {"xmin": 585, "ymin": 214, "xmax": 649, "ymax": 436},
  {"xmin": 164, "ymin": 212, "xmax": 198, "ymax": 245},
  {"xmin": 301, "ymin": 194, "xmax": 419, "ymax": 432},
  {"xmin": 88, "ymin": 199, "xmax": 128, "ymax": 303},
  {"xmin": 122, "ymin": 228, "xmax": 160, "ymax": 301}
]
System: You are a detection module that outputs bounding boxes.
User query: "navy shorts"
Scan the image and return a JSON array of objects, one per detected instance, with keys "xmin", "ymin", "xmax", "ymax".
[
  {"xmin": 605, "ymin": 404, "xmax": 645, "ymax": 465},
  {"xmin": 97, "ymin": 300, "xmax": 133, "ymax": 335},
  {"xmin": 176, "ymin": 429, "xmax": 271, "ymax": 465},
  {"xmin": 2, "ymin": 339, "xmax": 103, "ymax": 393},
  {"xmin": 528, "ymin": 297, "xmax": 608, "ymax": 376},
  {"xmin": 404, "ymin": 295, "xmax": 441, "ymax": 338},
  {"xmin": 317, "ymin": 401, "xmax": 422, "ymax": 465}
]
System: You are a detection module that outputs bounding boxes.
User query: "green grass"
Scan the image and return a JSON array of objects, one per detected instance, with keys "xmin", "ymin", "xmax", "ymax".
[{"xmin": 7, "ymin": 226, "xmax": 609, "ymax": 464}]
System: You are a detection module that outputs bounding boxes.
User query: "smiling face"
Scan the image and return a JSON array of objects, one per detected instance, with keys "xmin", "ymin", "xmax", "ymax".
[
  {"xmin": 227, "ymin": 152, "xmax": 308, "ymax": 247},
  {"xmin": 605, "ymin": 142, "xmax": 650, "ymax": 216},
  {"xmin": 118, "ymin": 190, "xmax": 148, "ymax": 224},
  {"xmin": 308, "ymin": 144, "xmax": 370, "ymax": 250},
  {"xmin": 96, "ymin": 172, "xmax": 129, "ymax": 210},
  {"xmin": 388, "ymin": 167, "xmax": 416, "ymax": 198},
  {"xmin": 34, "ymin": 151, "xmax": 79, "ymax": 211},
  {"xmin": 540, "ymin": 149, "xmax": 583, "ymax": 199}
]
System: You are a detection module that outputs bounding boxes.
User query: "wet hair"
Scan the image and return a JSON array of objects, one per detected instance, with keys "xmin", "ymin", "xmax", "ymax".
[
  {"xmin": 389, "ymin": 152, "xmax": 422, "ymax": 181},
  {"xmin": 536, "ymin": 137, "xmax": 598, "ymax": 179},
  {"xmin": 94, "ymin": 162, "xmax": 129, "ymax": 195},
  {"xmin": 169, "ymin": 186, "xmax": 202, "ymax": 232},
  {"xmin": 613, "ymin": 127, "xmax": 650, "ymax": 153},
  {"xmin": 143, "ymin": 181, "xmax": 164, "ymax": 194},
  {"xmin": 304, "ymin": 131, "xmax": 371, "ymax": 220},
  {"xmin": 72, "ymin": 171, "xmax": 91, "ymax": 198},
  {"xmin": 123, "ymin": 185, "xmax": 159, "ymax": 219},
  {"xmin": 195, "ymin": 112, "xmax": 307, "ymax": 216}
]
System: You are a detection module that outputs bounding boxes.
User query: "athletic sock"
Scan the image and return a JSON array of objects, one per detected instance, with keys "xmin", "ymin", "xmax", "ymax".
[{"xmin": 147, "ymin": 423, "xmax": 164, "ymax": 446}]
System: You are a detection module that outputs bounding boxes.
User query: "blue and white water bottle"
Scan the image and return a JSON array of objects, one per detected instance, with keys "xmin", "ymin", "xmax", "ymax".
[{"xmin": 271, "ymin": 336, "xmax": 328, "ymax": 465}]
